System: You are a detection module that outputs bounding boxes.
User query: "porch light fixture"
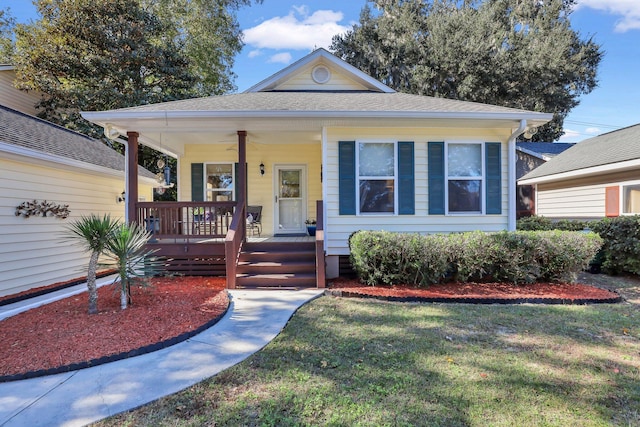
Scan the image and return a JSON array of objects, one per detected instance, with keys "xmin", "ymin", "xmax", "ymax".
[
  {"xmin": 117, "ymin": 191, "xmax": 126, "ymax": 203},
  {"xmin": 260, "ymin": 162, "xmax": 265, "ymax": 176}
]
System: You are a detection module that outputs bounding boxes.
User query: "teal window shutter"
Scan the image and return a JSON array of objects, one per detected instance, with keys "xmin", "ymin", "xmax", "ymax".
[
  {"xmin": 338, "ymin": 141, "xmax": 356, "ymax": 215},
  {"xmin": 398, "ymin": 141, "xmax": 415, "ymax": 215},
  {"xmin": 191, "ymin": 163, "xmax": 204, "ymax": 201},
  {"xmin": 485, "ymin": 142, "xmax": 502, "ymax": 214},
  {"xmin": 428, "ymin": 142, "xmax": 445, "ymax": 215}
]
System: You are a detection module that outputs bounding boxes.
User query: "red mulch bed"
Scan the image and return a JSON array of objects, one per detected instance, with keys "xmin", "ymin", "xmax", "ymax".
[
  {"xmin": 327, "ymin": 277, "xmax": 622, "ymax": 304},
  {"xmin": 0, "ymin": 276, "xmax": 228, "ymax": 381}
]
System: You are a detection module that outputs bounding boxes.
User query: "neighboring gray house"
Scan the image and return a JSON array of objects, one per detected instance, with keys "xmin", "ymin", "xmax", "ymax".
[
  {"xmin": 519, "ymin": 124, "xmax": 640, "ymax": 220},
  {"xmin": 0, "ymin": 71, "xmax": 157, "ymax": 297},
  {"xmin": 516, "ymin": 142, "xmax": 575, "ymax": 217}
]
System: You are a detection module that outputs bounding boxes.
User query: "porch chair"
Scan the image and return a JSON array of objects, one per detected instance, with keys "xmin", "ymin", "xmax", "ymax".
[{"xmin": 246, "ymin": 205, "xmax": 262, "ymax": 236}]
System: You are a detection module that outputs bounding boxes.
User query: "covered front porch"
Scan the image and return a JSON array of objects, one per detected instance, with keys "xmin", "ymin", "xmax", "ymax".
[{"xmin": 135, "ymin": 199, "xmax": 325, "ymax": 289}]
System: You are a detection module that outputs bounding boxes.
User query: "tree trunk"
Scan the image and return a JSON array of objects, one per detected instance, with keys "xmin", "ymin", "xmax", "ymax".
[
  {"xmin": 87, "ymin": 251, "xmax": 99, "ymax": 314},
  {"xmin": 120, "ymin": 278, "xmax": 128, "ymax": 310}
]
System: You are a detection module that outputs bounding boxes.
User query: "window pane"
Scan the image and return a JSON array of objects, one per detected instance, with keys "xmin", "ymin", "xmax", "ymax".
[
  {"xmin": 448, "ymin": 144, "xmax": 481, "ymax": 177},
  {"xmin": 623, "ymin": 185, "xmax": 640, "ymax": 213},
  {"xmin": 279, "ymin": 170, "xmax": 301, "ymax": 198},
  {"xmin": 448, "ymin": 180, "xmax": 481, "ymax": 212},
  {"xmin": 207, "ymin": 191, "xmax": 232, "ymax": 202},
  {"xmin": 360, "ymin": 179, "xmax": 394, "ymax": 213},
  {"xmin": 359, "ymin": 143, "xmax": 394, "ymax": 176},
  {"xmin": 206, "ymin": 164, "xmax": 233, "ymax": 190}
]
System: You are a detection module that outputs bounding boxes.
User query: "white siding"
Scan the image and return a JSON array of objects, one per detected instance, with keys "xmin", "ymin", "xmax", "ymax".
[
  {"xmin": 0, "ymin": 157, "xmax": 153, "ymax": 297},
  {"xmin": 325, "ymin": 127, "xmax": 512, "ymax": 255},
  {"xmin": 0, "ymin": 70, "xmax": 41, "ymax": 116},
  {"xmin": 536, "ymin": 184, "xmax": 606, "ymax": 218}
]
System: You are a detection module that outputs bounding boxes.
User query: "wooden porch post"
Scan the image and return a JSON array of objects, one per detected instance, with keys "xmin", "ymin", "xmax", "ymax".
[
  {"xmin": 238, "ymin": 130, "xmax": 247, "ymax": 213},
  {"xmin": 127, "ymin": 131, "xmax": 139, "ymax": 224}
]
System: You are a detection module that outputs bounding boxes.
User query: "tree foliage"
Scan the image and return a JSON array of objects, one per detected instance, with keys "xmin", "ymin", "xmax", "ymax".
[
  {"xmin": 144, "ymin": 0, "xmax": 261, "ymax": 95},
  {"xmin": 0, "ymin": 8, "xmax": 15, "ymax": 63},
  {"xmin": 13, "ymin": 0, "xmax": 197, "ymax": 137},
  {"xmin": 331, "ymin": 0, "xmax": 602, "ymax": 141},
  {"xmin": 10, "ymin": 0, "xmax": 259, "ymax": 200}
]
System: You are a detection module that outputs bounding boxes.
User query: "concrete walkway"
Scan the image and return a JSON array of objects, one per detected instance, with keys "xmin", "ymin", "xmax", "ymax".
[{"xmin": 0, "ymin": 285, "xmax": 323, "ymax": 427}]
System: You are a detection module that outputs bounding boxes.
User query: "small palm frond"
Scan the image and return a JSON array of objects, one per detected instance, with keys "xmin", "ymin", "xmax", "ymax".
[
  {"xmin": 63, "ymin": 214, "xmax": 120, "ymax": 253},
  {"xmin": 101, "ymin": 222, "xmax": 162, "ymax": 285}
]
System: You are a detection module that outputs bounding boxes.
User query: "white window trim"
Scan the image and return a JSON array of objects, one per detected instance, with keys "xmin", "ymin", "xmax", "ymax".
[
  {"xmin": 444, "ymin": 141, "xmax": 485, "ymax": 215},
  {"xmin": 204, "ymin": 162, "xmax": 235, "ymax": 201},
  {"xmin": 355, "ymin": 140, "xmax": 398, "ymax": 215},
  {"xmin": 620, "ymin": 179, "xmax": 640, "ymax": 215}
]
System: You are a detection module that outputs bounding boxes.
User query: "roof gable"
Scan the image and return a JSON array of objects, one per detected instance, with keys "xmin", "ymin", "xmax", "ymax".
[{"xmin": 245, "ymin": 48, "xmax": 395, "ymax": 93}]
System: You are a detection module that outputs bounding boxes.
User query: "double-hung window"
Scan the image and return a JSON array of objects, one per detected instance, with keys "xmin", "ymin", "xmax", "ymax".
[
  {"xmin": 446, "ymin": 142, "xmax": 484, "ymax": 214},
  {"xmin": 357, "ymin": 141, "xmax": 397, "ymax": 214},
  {"xmin": 205, "ymin": 163, "xmax": 234, "ymax": 201}
]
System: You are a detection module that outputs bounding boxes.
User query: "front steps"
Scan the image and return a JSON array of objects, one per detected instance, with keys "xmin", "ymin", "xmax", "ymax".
[{"xmin": 236, "ymin": 241, "xmax": 317, "ymax": 288}]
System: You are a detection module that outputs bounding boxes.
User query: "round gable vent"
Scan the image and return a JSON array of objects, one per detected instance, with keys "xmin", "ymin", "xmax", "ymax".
[{"xmin": 311, "ymin": 65, "xmax": 331, "ymax": 84}]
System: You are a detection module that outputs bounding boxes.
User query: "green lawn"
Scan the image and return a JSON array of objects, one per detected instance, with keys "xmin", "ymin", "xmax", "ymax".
[{"xmin": 94, "ymin": 274, "xmax": 640, "ymax": 426}]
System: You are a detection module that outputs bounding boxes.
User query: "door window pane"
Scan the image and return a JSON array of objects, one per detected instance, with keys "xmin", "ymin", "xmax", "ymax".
[{"xmin": 279, "ymin": 170, "xmax": 300, "ymax": 198}]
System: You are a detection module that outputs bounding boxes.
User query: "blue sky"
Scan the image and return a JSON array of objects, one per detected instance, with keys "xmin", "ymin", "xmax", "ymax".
[{"xmin": 3, "ymin": 0, "xmax": 639, "ymax": 142}]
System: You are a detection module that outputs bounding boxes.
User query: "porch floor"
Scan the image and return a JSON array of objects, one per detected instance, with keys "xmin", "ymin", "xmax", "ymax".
[{"xmin": 148, "ymin": 234, "xmax": 315, "ymax": 245}]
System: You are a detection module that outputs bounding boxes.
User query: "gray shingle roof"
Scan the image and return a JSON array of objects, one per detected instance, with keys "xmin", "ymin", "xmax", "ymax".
[
  {"xmin": 521, "ymin": 124, "xmax": 640, "ymax": 180},
  {"xmin": 0, "ymin": 105, "xmax": 154, "ymax": 178},
  {"xmin": 114, "ymin": 91, "xmax": 544, "ymax": 115}
]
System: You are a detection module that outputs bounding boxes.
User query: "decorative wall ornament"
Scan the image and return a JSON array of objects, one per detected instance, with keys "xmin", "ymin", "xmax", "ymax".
[{"xmin": 15, "ymin": 200, "xmax": 70, "ymax": 219}]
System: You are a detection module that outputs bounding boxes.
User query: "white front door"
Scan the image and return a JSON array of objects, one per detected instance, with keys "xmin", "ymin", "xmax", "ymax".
[{"xmin": 274, "ymin": 165, "xmax": 306, "ymax": 234}]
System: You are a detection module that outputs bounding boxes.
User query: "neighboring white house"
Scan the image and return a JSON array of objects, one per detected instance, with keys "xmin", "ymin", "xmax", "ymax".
[
  {"xmin": 516, "ymin": 142, "xmax": 575, "ymax": 218},
  {"xmin": 83, "ymin": 48, "xmax": 553, "ymax": 279},
  {"xmin": 519, "ymin": 124, "xmax": 640, "ymax": 220},
  {"xmin": 0, "ymin": 67, "xmax": 157, "ymax": 297}
]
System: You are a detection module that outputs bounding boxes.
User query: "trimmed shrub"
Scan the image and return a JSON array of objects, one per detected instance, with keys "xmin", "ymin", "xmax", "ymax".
[
  {"xmin": 349, "ymin": 231, "xmax": 449, "ymax": 286},
  {"xmin": 516, "ymin": 215, "xmax": 587, "ymax": 231},
  {"xmin": 348, "ymin": 230, "xmax": 603, "ymax": 286},
  {"xmin": 517, "ymin": 215, "xmax": 554, "ymax": 231},
  {"xmin": 590, "ymin": 216, "xmax": 640, "ymax": 275}
]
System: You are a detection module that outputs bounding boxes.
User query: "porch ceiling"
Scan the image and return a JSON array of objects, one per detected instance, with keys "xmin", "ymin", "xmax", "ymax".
[{"xmin": 84, "ymin": 115, "xmax": 546, "ymax": 157}]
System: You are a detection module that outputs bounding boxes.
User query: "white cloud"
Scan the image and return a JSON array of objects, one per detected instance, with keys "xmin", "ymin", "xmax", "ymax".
[
  {"xmin": 248, "ymin": 50, "xmax": 263, "ymax": 58},
  {"xmin": 575, "ymin": 0, "xmax": 640, "ymax": 32},
  {"xmin": 559, "ymin": 128, "xmax": 583, "ymax": 142},
  {"xmin": 585, "ymin": 127, "xmax": 601, "ymax": 134},
  {"xmin": 268, "ymin": 52, "xmax": 293, "ymax": 64},
  {"xmin": 243, "ymin": 8, "xmax": 349, "ymax": 50}
]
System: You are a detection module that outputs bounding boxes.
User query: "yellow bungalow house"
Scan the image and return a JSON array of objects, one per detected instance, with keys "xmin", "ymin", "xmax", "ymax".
[{"xmin": 82, "ymin": 48, "xmax": 552, "ymax": 288}]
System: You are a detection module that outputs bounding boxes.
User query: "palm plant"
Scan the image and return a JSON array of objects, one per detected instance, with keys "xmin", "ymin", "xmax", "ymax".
[
  {"xmin": 64, "ymin": 214, "xmax": 119, "ymax": 314},
  {"xmin": 102, "ymin": 222, "xmax": 161, "ymax": 310}
]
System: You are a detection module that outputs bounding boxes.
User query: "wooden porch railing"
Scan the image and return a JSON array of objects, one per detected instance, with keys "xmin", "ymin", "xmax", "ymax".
[
  {"xmin": 315, "ymin": 200, "xmax": 326, "ymax": 288},
  {"xmin": 224, "ymin": 198, "xmax": 246, "ymax": 289},
  {"xmin": 136, "ymin": 201, "xmax": 237, "ymax": 240}
]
